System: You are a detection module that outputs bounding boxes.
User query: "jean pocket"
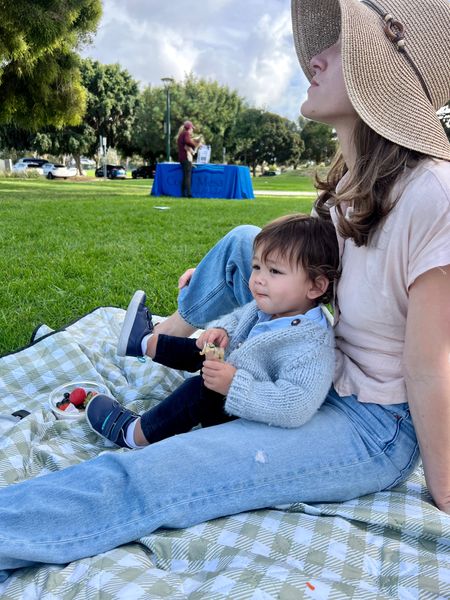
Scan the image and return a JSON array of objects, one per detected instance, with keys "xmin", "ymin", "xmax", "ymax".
[{"xmin": 344, "ymin": 398, "xmax": 407, "ymax": 454}]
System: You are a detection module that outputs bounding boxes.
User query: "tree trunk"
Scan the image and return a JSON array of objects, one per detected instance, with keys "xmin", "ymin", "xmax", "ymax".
[{"xmin": 74, "ymin": 154, "xmax": 83, "ymax": 175}]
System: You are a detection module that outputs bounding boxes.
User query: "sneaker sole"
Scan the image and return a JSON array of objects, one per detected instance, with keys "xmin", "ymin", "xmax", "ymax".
[{"xmin": 116, "ymin": 290, "xmax": 146, "ymax": 356}]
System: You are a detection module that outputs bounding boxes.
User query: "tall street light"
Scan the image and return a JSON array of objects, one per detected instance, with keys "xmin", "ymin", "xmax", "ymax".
[{"xmin": 161, "ymin": 77, "xmax": 175, "ymax": 162}]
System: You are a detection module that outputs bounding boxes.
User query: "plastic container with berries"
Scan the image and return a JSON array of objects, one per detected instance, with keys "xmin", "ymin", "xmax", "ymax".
[{"xmin": 48, "ymin": 381, "xmax": 109, "ymax": 420}]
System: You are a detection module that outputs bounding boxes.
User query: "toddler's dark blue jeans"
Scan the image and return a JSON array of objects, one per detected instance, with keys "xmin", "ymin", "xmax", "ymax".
[{"xmin": 139, "ymin": 334, "xmax": 235, "ymax": 444}]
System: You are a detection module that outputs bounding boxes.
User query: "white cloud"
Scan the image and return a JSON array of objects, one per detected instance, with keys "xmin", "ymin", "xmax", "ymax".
[{"xmin": 81, "ymin": 0, "xmax": 310, "ymax": 121}]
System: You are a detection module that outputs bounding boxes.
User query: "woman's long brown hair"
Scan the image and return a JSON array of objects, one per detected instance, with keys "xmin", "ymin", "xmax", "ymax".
[{"xmin": 314, "ymin": 119, "xmax": 427, "ymax": 247}]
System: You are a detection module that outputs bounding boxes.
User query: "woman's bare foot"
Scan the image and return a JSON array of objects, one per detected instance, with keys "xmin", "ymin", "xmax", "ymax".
[{"xmin": 153, "ymin": 311, "xmax": 197, "ymax": 338}]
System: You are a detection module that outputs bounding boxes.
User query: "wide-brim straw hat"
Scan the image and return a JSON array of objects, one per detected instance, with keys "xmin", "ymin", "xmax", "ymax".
[{"xmin": 291, "ymin": 0, "xmax": 450, "ymax": 160}]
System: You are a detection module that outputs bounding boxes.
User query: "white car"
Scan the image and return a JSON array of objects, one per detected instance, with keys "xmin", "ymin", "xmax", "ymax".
[
  {"xmin": 13, "ymin": 158, "xmax": 49, "ymax": 175},
  {"xmin": 43, "ymin": 163, "xmax": 77, "ymax": 179}
]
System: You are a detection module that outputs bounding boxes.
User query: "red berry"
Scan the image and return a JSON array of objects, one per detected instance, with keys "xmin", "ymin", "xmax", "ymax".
[
  {"xmin": 59, "ymin": 401, "xmax": 70, "ymax": 411},
  {"xmin": 69, "ymin": 387, "xmax": 87, "ymax": 406}
]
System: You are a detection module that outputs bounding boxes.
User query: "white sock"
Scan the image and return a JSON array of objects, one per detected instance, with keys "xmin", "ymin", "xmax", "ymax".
[
  {"xmin": 124, "ymin": 418, "xmax": 146, "ymax": 449},
  {"xmin": 141, "ymin": 333, "xmax": 153, "ymax": 356}
]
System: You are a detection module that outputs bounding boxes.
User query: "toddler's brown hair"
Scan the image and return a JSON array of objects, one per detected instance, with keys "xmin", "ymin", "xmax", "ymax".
[{"xmin": 253, "ymin": 214, "xmax": 340, "ymax": 304}]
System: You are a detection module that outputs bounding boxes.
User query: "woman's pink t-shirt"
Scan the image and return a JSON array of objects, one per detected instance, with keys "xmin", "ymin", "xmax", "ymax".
[{"xmin": 332, "ymin": 159, "xmax": 450, "ymax": 405}]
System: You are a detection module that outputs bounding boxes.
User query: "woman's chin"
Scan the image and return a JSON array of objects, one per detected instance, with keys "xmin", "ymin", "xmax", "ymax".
[
  {"xmin": 300, "ymin": 97, "xmax": 315, "ymax": 119},
  {"xmin": 300, "ymin": 104, "xmax": 309, "ymax": 118}
]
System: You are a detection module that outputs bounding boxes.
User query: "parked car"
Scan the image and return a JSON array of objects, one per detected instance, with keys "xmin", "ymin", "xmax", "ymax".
[
  {"xmin": 14, "ymin": 157, "xmax": 49, "ymax": 168},
  {"xmin": 43, "ymin": 163, "xmax": 77, "ymax": 179},
  {"xmin": 69, "ymin": 158, "xmax": 95, "ymax": 170},
  {"xmin": 259, "ymin": 170, "xmax": 280, "ymax": 177},
  {"xmin": 94, "ymin": 164, "xmax": 127, "ymax": 179},
  {"xmin": 131, "ymin": 165, "xmax": 155, "ymax": 179},
  {"xmin": 13, "ymin": 158, "xmax": 50, "ymax": 175}
]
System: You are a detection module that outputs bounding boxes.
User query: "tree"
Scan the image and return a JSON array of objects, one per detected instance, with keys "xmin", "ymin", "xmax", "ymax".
[
  {"xmin": 0, "ymin": 59, "xmax": 140, "ymax": 172},
  {"xmin": 179, "ymin": 74, "xmax": 243, "ymax": 162},
  {"xmin": 231, "ymin": 109, "xmax": 303, "ymax": 176},
  {"xmin": 81, "ymin": 60, "xmax": 140, "ymax": 157},
  {"xmin": 0, "ymin": 125, "xmax": 35, "ymax": 156},
  {"xmin": 283, "ymin": 120, "xmax": 305, "ymax": 169},
  {"xmin": 54, "ymin": 60, "xmax": 140, "ymax": 171},
  {"xmin": 299, "ymin": 118, "xmax": 337, "ymax": 164},
  {"xmin": 0, "ymin": 0, "xmax": 102, "ymax": 129},
  {"xmin": 131, "ymin": 86, "xmax": 165, "ymax": 163},
  {"xmin": 131, "ymin": 74, "xmax": 244, "ymax": 163}
]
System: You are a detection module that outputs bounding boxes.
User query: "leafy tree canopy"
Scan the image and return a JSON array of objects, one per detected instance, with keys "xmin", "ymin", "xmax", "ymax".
[
  {"xmin": 80, "ymin": 59, "xmax": 140, "ymax": 153},
  {"xmin": 0, "ymin": 59, "xmax": 140, "ymax": 172},
  {"xmin": 232, "ymin": 108, "xmax": 304, "ymax": 175},
  {"xmin": 298, "ymin": 118, "xmax": 337, "ymax": 164},
  {"xmin": 0, "ymin": 0, "xmax": 102, "ymax": 129},
  {"xmin": 132, "ymin": 74, "xmax": 244, "ymax": 163}
]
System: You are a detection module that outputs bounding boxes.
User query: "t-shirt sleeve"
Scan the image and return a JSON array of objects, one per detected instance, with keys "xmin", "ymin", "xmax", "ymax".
[{"xmin": 406, "ymin": 167, "xmax": 450, "ymax": 288}]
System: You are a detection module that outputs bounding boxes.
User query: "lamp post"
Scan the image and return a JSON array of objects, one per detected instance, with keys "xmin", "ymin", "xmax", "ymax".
[{"xmin": 161, "ymin": 77, "xmax": 174, "ymax": 162}]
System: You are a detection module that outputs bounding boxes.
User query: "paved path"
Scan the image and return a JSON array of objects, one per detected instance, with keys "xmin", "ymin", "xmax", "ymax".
[{"xmin": 254, "ymin": 190, "xmax": 316, "ymax": 196}]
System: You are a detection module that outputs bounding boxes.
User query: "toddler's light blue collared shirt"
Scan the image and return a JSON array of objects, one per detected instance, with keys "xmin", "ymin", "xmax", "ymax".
[{"xmin": 247, "ymin": 305, "xmax": 328, "ymax": 341}]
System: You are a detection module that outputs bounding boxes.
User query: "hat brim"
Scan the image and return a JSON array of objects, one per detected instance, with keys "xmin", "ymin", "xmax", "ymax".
[{"xmin": 291, "ymin": 0, "xmax": 450, "ymax": 160}]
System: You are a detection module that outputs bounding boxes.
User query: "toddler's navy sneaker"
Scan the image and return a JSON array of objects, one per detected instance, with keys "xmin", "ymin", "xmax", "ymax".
[
  {"xmin": 85, "ymin": 394, "xmax": 138, "ymax": 448},
  {"xmin": 117, "ymin": 290, "xmax": 154, "ymax": 357}
]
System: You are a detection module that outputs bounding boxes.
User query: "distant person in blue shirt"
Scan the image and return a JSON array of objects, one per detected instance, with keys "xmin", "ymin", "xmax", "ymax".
[{"xmin": 86, "ymin": 214, "xmax": 340, "ymax": 449}]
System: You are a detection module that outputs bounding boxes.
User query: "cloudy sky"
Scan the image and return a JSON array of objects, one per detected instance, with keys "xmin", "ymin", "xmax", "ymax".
[{"xmin": 81, "ymin": 0, "xmax": 310, "ymax": 122}]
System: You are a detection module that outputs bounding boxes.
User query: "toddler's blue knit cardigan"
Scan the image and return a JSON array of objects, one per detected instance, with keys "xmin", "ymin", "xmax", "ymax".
[{"xmin": 211, "ymin": 300, "xmax": 335, "ymax": 428}]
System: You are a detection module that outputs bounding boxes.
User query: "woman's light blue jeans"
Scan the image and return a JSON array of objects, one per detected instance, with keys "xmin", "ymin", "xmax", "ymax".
[{"xmin": 0, "ymin": 225, "xmax": 419, "ymax": 580}]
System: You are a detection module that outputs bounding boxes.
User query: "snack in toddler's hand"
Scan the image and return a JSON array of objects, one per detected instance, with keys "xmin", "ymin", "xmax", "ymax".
[{"xmin": 199, "ymin": 342, "xmax": 225, "ymax": 361}]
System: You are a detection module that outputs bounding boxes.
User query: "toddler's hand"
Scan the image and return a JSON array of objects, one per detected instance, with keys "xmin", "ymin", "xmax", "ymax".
[
  {"xmin": 202, "ymin": 360, "xmax": 236, "ymax": 395},
  {"xmin": 196, "ymin": 328, "xmax": 229, "ymax": 350}
]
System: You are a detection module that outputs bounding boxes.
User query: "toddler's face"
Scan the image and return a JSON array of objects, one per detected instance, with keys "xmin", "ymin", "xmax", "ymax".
[{"xmin": 249, "ymin": 249, "xmax": 321, "ymax": 318}]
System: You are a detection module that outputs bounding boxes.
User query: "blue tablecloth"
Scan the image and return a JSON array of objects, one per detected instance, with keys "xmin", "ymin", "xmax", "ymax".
[{"xmin": 150, "ymin": 163, "xmax": 254, "ymax": 199}]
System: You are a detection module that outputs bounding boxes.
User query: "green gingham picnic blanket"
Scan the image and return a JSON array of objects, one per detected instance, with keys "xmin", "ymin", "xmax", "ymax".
[{"xmin": 0, "ymin": 307, "xmax": 449, "ymax": 599}]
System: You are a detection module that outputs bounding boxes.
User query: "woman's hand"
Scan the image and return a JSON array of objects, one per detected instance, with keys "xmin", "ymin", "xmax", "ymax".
[
  {"xmin": 178, "ymin": 268, "xmax": 196, "ymax": 289},
  {"xmin": 404, "ymin": 266, "xmax": 450, "ymax": 513},
  {"xmin": 202, "ymin": 360, "xmax": 237, "ymax": 395}
]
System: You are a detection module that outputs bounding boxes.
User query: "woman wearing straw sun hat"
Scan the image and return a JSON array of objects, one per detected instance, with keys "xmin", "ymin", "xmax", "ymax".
[
  {"xmin": 290, "ymin": 0, "xmax": 450, "ymax": 512},
  {"xmin": 0, "ymin": 0, "xmax": 449, "ymax": 577},
  {"xmin": 292, "ymin": 0, "xmax": 450, "ymax": 160}
]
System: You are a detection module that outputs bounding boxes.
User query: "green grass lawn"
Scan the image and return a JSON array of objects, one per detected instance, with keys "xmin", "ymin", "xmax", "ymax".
[
  {"xmin": 0, "ymin": 174, "xmax": 316, "ymax": 355},
  {"xmin": 86, "ymin": 166, "xmax": 318, "ymax": 192},
  {"xmin": 251, "ymin": 170, "xmax": 319, "ymax": 191},
  {"xmin": 86, "ymin": 167, "xmax": 318, "ymax": 193}
]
